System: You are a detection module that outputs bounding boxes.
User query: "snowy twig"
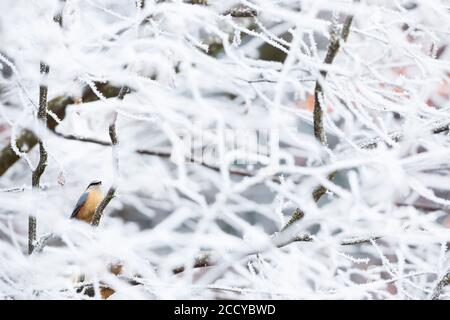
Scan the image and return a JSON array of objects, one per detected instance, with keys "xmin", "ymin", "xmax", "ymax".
[
  {"xmin": 175, "ymin": 233, "xmax": 380, "ymax": 275},
  {"xmin": 395, "ymin": 201, "xmax": 447, "ymax": 212},
  {"xmin": 272, "ymin": 233, "xmax": 314, "ymax": 248},
  {"xmin": 73, "ymin": 281, "xmax": 114, "ymax": 298},
  {"xmin": 31, "ymin": 62, "xmax": 49, "ymax": 188},
  {"xmin": 32, "ymin": 233, "xmax": 56, "ymax": 254},
  {"xmin": 281, "ymin": 208, "xmax": 305, "ymax": 231},
  {"xmin": 52, "ymin": 132, "xmax": 112, "ymax": 146},
  {"xmin": 173, "ymin": 252, "xmax": 213, "ymax": 274},
  {"xmin": 340, "ymin": 236, "xmax": 382, "ymax": 246},
  {"xmin": 282, "ymin": 171, "xmax": 336, "ymax": 230},
  {"xmin": 182, "ymin": 232, "xmax": 381, "ymax": 284},
  {"xmin": 313, "ymin": 14, "xmax": 354, "ymax": 145},
  {"xmin": 430, "ymin": 270, "xmax": 450, "ymax": 300},
  {"xmin": 0, "ymin": 185, "xmax": 30, "ymax": 193},
  {"xmin": 0, "ymin": 183, "xmax": 68, "ymax": 193},
  {"xmin": 29, "ymin": 62, "xmax": 49, "ymax": 255},
  {"xmin": 273, "ymin": 233, "xmax": 381, "ymax": 249},
  {"xmin": 227, "ymin": 7, "xmax": 257, "ymax": 18},
  {"xmin": 357, "ymin": 118, "xmax": 450, "ymax": 150},
  {"xmin": 282, "ymin": 11, "xmax": 355, "ymax": 233},
  {"xmin": 91, "ymin": 187, "xmax": 116, "ymax": 228},
  {"xmin": 91, "ymin": 86, "xmax": 128, "ymax": 227}
]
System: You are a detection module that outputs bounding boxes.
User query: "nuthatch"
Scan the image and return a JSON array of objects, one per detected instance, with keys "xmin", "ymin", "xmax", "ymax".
[{"xmin": 70, "ymin": 180, "xmax": 104, "ymax": 223}]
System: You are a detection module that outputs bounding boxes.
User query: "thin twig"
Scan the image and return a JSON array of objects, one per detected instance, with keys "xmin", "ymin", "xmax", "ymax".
[
  {"xmin": 395, "ymin": 201, "xmax": 447, "ymax": 212},
  {"xmin": 430, "ymin": 270, "xmax": 450, "ymax": 300},
  {"xmin": 282, "ymin": 171, "xmax": 336, "ymax": 230},
  {"xmin": 272, "ymin": 233, "xmax": 314, "ymax": 248},
  {"xmin": 340, "ymin": 236, "xmax": 381, "ymax": 246},
  {"xmin": 32, "ymin": 233, "xmax": 56, "ymax": 254},
  {"xmin": 227, "ymin": 7, "xmax": 257, "ymax": 18},
  {"xmin": 53, "ymin": 132, "xmax": 112, "ymax": 146},
  {"xmin": 281, "ymin": 208, "xmax": 305, "ymax": 231},
  {"xmin": 357, "ymin": 118, "xmax": 450, "ymax": 150},
  {"xmin": 173, "ymin": 252, "xmax": 213, "ymax": 274},
  {"xmin": 173, "ymin": 233, "xmax": 379, "ymax": 275}
]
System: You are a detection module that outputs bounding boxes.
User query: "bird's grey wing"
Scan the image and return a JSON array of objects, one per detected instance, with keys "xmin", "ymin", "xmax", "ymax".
[{"xmin": 70, "ymin": 192, "xmax": 89, "ymax": 219}]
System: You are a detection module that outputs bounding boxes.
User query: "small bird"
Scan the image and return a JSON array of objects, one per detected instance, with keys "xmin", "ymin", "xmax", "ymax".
[{"xmin": 71, "ymin": 180, "xmax": 104, "ymax": 223}]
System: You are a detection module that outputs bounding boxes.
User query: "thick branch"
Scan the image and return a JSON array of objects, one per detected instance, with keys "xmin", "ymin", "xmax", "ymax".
[{"xmin": 0, "ymin": 130, "xmax": 38, "ymax": 176}]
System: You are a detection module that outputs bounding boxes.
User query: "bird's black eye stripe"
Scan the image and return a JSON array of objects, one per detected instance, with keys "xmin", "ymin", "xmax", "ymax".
[{"xmin": 87, "ymin": 181, "xmax": 102, "ymax": 188}]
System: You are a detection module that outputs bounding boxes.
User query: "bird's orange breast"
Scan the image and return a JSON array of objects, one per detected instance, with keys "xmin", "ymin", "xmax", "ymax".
[{"xmin": 76, "ymin": 189, "xmax": 104, "ymax": 223}]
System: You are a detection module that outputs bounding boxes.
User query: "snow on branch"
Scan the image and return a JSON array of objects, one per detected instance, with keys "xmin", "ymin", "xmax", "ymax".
[
  {"xmin": 0, "ymin": 84, "xmax": 121, "ymax": 177},
  {"xmin": 91, "ymin": 86, "xmax": 128, "ymax": 228},
  {"xmin": 430, "ymin": 270, "xmax": 450, "ymax": 300},
  {"xmin": 313, "ymin": 13, "xmax": 354, "ymax": 145},
  {"xmin": 28, "ymin": 62, "xmax": 49, "ymax": 255}
]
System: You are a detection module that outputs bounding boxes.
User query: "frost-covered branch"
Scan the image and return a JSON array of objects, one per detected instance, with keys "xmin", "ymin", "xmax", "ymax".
[
  {"xmin": 0, "ymin": 129, "xmax": 38, "ymax": 176},
  {"xmin": 283, "ymin": 10, "xmax": 355, "ymax": 232},
  {"xmin": 282, "ymin": 171, "xmax": 336, "ymax": 230},
  {"xmin": 31, "ymin": 62, "xmax": 49, "ymax": 188},
  {"xmin": 357, "ymin": 119, "xmax": 450, "ymax": 150},
  {"xmin": 340, "ymin": 236, "xmax": 382, "ymax": 246},
  {"xmin": 314, "ymin": 13, "xmax": 354, "ymax": 145},
  {"xmin": 91, "ymin": 187, "xmax": 115, "ymax": 228},
  {"xmin": 173, "ymin": 252, "xmax": 213, "ymax": 274},
  {"xmin": 32, "ymin": 233, "xmax": 56, "ymax": 254},
  {"xmin": 91, "ymin": 86, "xmax": 128, "ymax": 228},
  {"xmin": 430, "ymin": 270, "xmax": 450, "ymax": 300},
  {"xmin": 175, "ymin": 233, "xmax": 381, "ymax": 276},
  {"xmin": 0, "ymin": 0, "xmax": 448, "ymax": 300},
  {"xmin": 227, "ymin": 7, "xmax": 257, "ymax": 18},
  {"xmin": 281, "ymin": 208, "xmax": 305, "ymax": 231},
  {"xmin": 29, "ymin": 62, "xmax": 49, "ymax": 255},
  {"xmin": 0, "ymin": 84, "xmax": 121, "ymax": 177}
]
